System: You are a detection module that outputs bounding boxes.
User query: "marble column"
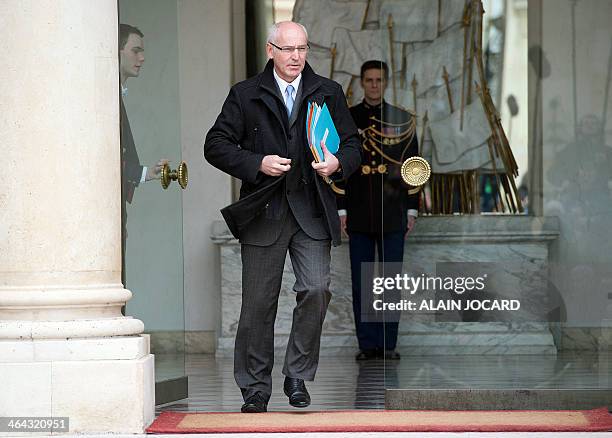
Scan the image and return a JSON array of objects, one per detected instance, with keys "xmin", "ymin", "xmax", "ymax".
[{"xmin": 0, "ymin": 0, "xmax": 154, "ymax": 433}]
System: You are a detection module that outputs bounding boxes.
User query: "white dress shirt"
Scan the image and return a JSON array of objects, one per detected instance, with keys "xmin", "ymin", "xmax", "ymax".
[{"xmin": 273, "ymin": 68, "xmax": 301, "ymax": 109}]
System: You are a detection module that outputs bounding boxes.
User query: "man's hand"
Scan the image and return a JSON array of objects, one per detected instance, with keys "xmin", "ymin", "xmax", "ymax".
[
  {"xmin": 406, "ymin": 214, "xmax": 416, "ymax": 237},
  {"xmin": 146, "ymin": 158, "xmax": 170, "ymax": 180},
  {"xmin": 339, "ymin": 214, "xmax": 348, "ymax": 238},
  {"xmin": 260, "ymin": 155, "xmax": 291, "ymax": 176},
  {"xmin": 312, "ymin": 141, "xmax": 339, "ymax": 177}
]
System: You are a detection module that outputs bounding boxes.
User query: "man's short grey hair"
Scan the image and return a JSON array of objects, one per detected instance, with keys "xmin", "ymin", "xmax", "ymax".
[{"xmin": 267, "ymin": 21, "xmax": 309, "ymax": 44}]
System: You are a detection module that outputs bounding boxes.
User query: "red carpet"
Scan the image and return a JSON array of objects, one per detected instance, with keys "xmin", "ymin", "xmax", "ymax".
[{"xmin": 147, "ymin": 408, "xmax": 612, "ymax": 433}]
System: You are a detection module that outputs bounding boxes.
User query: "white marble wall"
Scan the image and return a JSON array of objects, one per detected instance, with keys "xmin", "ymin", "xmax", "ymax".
[{"xmin": 213, "ymin": 216, "xmax": 560, "ymax": 355}]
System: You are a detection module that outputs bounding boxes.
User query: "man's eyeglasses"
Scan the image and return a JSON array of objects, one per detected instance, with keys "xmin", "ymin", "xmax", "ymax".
[{"xmin": 268, "ymin": 42, "xmax": 310, "ymax": 54}]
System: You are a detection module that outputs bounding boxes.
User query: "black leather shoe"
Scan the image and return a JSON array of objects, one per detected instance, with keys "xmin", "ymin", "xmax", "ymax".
[
  {"xmin": 384, "ymin": 350, "xmax": 401, "ymax": 360},
  {"xmin": 283, "ymin": 376, "xmax": 311, "ymax": 408},
  {"xmin": 355, "ymin": 350, "xmax": 378, "ymax": 361},
  {"xmin": 241, "ymin": 393, "xmax": 268, "ymax": 413}
]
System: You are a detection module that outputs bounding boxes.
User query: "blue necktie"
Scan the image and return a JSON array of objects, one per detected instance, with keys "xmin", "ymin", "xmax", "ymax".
[{"xmin": 285, "ymin": 84, "xmax": 294, "ymax": 117}]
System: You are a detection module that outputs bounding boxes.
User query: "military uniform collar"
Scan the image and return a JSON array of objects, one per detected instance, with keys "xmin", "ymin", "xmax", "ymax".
[{"xmin": 362, "ymin": 99, "xmax": 387, "ymax": 110}]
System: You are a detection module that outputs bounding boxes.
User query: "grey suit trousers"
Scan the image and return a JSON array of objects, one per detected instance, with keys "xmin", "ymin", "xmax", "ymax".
[{"xmin": 235, "ymin": 212, "xmax": 332, "ymax": 402}]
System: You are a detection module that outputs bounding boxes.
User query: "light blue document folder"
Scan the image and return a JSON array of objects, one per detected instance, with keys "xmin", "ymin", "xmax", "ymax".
[{"xmin": 307, "ymin": 102, "xmax": 339, "ymax": 162}]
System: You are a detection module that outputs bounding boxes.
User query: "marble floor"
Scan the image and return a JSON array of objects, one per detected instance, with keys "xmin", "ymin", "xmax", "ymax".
[{"xmin": 156, "ymin": 352, "xmax": 612, "ymax": 413}]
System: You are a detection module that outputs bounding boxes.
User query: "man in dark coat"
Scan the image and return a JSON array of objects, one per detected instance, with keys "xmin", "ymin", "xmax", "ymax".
[
  {"xmin": 204, "ymin": 21, "xmax": 361, "ymax": 413},
  {"xmin": 338, "ymin": 61, "xmax": 419, "ymax": 361}
]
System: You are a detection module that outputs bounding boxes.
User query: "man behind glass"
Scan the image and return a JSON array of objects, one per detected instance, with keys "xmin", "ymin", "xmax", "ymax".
[{"xmin": 339, "ymin": 60, "xmax": 419, "ymax": 361}]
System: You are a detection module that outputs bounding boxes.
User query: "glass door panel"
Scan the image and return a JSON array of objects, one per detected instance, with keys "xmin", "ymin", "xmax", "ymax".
[{"xmin": 119, "ymin": 0, "xmax": 187, "ymax": 405}]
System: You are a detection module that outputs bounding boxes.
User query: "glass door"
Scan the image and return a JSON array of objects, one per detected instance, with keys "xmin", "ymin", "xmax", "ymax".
[
  {"xmin": 119, "ymin": 0, "xmax": 187, "ymax": 405},
  {"xmin": 380, "ymin": 0, "xmax": 612, "ymax": 411}
]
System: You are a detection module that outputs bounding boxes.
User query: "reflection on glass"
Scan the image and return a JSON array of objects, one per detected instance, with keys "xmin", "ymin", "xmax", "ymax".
[{"xmin": 119, "ymin": 23, "xmax": 170, "ymax": 276}]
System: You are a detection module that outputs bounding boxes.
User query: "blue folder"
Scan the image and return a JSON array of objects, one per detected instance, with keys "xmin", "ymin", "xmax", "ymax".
[{"xmin": 307, "ymin": 102, "xmax": 339, "ymax": 162}]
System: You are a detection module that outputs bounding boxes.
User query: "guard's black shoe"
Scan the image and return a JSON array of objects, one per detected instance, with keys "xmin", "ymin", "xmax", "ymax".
[
  {"xmin": 384, "ymin": 350, "xmax": 401, "ymax": 360},
  {"xmin": 283, "ymin": 376, "xmax": 311, "ymax": 408},
  {"xmin": 355, "ymin": 350, "xmax": 378, "ymax": 361},
  {"xmin": 241, "ymin": 393, "xmax": 268, "ymax": 413}
]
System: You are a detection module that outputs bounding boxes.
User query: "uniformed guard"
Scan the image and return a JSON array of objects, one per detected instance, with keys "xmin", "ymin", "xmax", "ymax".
[{"xmin": 338, "ymin": 60, "xmax": 419, "ymax": 361}]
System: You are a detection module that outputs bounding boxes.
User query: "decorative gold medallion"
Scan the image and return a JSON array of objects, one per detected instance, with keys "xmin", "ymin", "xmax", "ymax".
[
  {"xmin": 361, "ymin": 165, "xmax": 372, "ymax": 175},
  {"xmin": 401, "ymin": 157, "xmax": 430, "ymax": 188},
  {"xmin": 377, "ymin": 164, "xmax": 388, "ymax": 174}
]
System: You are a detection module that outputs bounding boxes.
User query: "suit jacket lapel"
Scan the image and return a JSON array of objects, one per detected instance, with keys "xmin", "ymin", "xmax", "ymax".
[
  {"xmin": 256, "ymin": 61, "xmax": 288, "ymax": 137},
  {"xmin": 290, "ymin": 62, "xmax": 322, "ymax": 129}
]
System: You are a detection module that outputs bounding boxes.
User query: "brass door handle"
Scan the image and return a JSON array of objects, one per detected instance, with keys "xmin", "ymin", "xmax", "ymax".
[{"xmin": 161, "ymin": 161, "xmax": 188, "ymax": 189}]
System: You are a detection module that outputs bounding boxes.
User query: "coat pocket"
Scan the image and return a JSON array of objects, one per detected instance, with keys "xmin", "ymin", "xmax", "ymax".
[
  {"xmin": 242, "ymin": 126, "xmax": 262, "ymax": 153},
  {"xmin": 252, "ymin": 126, "xmax": 260, "ymax": 152}
]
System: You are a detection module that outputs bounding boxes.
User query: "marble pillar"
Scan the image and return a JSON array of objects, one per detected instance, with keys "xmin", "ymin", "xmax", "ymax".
[{"xmin": 0, "ymin": 0, "xmax": 154, "ymax": 433}]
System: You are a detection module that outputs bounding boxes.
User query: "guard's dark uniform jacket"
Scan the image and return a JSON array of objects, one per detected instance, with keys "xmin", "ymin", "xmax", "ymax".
[{"xmin": 339, "ymin": 100, "xmax": 419, "ymax": 233}]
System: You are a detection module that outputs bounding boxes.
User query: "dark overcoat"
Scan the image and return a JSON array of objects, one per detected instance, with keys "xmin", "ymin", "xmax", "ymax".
[{"xmin": 204, "ymin": 60, "xmax": 361, "ymax": 246}]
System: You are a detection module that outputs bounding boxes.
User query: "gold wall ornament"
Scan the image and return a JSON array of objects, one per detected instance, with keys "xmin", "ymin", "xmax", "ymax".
[
  {"xmin": 401, "ymin": 157, "xmax": 430, "ymax": 191},
  {"xmin": 161, "ymin": 161, "xmax": 188, "ymax": 190}
]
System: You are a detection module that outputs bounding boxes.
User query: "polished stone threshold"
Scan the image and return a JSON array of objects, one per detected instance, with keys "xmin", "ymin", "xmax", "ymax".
[
  {"xmin": 387, "ymin": 388, "xmax": 612, "ymax": 410},
  {"xmin": 385, "ymin": 351, "xmax": 612, "ymax": 410}
]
